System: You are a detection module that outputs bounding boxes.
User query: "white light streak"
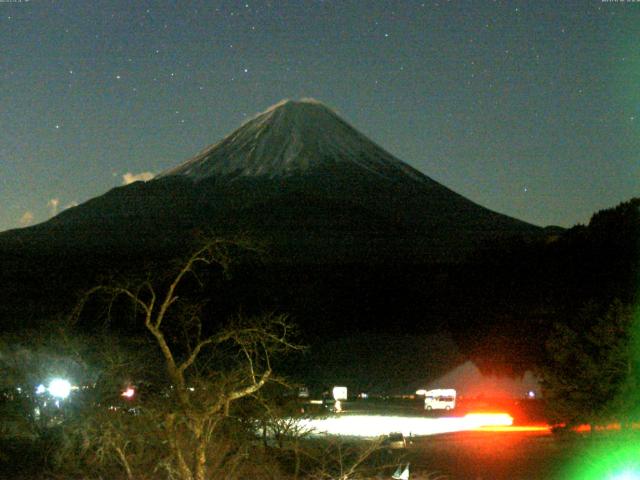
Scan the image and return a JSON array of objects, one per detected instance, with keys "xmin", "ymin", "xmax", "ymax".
[{"xmin": 297, "ymin": 413, "xmax": 513, "ymax": 438}]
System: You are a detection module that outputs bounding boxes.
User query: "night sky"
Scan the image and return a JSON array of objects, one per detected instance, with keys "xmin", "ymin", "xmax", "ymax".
[{"xmin": 1, "ymin": 0, "xmax": 638, "ymax": 232}]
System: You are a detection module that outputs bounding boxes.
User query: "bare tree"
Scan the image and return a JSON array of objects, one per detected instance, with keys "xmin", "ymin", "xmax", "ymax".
[
  {"xmin": 74, "ymin": 239, "xmax": 301, "ymax": 480},
  {"xmin": 252, "ymin": 389, "xmax": 315, "ymax": 479},
  {"xmin": 303, "ymin": 436, "xmax": 390, "ymax": 480}
]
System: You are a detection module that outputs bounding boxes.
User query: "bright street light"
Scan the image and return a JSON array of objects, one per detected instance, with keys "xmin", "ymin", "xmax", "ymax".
[{"xmin": 48, "ymin": 378, "xmax": 71, "ymax": 399}]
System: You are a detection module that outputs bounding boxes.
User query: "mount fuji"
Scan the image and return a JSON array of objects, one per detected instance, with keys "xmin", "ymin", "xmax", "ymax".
[
  {"xmin": 157, "ymin": 98, "xmax": 428, "ymax": 182},
  {"xmin": 0, "ymin": 99, "xmax": 541, "ymax": 264}
]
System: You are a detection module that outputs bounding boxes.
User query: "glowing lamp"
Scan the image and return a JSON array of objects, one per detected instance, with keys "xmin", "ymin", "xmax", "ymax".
[
  {"xmin": 332, "ymin": 386, "xmax": 347, "ymax": 401},
  {"xmin": 121, "ymin": 387, "xmax": 135, "ymax": 398},
  {"xmin": 35, "ymin": 384, "xmax": 46, "ymax": 395},
  {"xmin": 48, "ymin": 378, "xmax": 71, "ymax": 399}
]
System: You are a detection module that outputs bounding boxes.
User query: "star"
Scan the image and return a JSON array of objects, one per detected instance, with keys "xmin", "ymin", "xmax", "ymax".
[{"xmin": 0, "ymin": 0, "xmax": 632, "ymax": 234}]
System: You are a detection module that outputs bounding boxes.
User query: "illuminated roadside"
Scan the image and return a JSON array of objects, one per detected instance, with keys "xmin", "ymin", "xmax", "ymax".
[{"xmin": 295, "ymin": 412, "xmax": 531, "ymax": 438}]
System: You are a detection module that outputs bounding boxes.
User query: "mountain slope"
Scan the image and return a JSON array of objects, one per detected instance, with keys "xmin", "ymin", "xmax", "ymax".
[
  {"xmin": 156, "ymin": 98, "xmax": 428, "ymax": 182},
  {"xmin": 0, "ymin": 99, "xmax": 541, "ymax": 263}
]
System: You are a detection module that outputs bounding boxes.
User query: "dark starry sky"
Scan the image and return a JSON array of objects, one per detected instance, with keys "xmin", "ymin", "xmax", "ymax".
[{"xmin": 1, "ymin": 0, "xmax": 638, "ymax": 231}]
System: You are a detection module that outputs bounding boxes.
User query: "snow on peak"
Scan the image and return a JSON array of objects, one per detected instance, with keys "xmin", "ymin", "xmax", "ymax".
[
  {"xmin": 259, "ymin": 97, "xmax": 326, "ymax": 113},
  {"xmin": 156, "ymin": 99, "xmax": 427, "ymax": 183}
]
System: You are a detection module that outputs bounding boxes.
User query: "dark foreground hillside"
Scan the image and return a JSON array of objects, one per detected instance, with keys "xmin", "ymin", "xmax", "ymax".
[{"xmin": 0, "ymin": 199, "xmax": 636, "ymax": 390}]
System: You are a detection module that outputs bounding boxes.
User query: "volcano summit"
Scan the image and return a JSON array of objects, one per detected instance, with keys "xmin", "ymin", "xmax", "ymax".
[
  {"xmin": 158, "ymin": 98, "xmax": 427, "ymax": 183},
  {"xmin": 1, "ymin": 99, "xmax": 540, "ymax": 263}
]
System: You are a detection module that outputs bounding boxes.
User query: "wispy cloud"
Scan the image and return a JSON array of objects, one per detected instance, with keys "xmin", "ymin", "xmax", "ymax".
[
  {"xmin": 122, "ymin": 171, "xmax": 154, "ymax": 185},
  {"xmin": 47, "ymin": 198, "xmax": 60, "ymax": 217},
  {"xmin": 19, "ymin": 211, "xmax": 34, "ymax": 226}
]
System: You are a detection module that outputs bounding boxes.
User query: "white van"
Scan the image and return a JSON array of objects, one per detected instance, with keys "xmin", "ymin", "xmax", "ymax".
[{"xmin": 423, "ymin": 388, "xmax": 456, "ymax": 411}]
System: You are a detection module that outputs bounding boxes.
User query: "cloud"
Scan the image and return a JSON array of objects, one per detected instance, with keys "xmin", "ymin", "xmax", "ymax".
[
  {"xmin": 122, "ymin": 171, "xmax": 154, "ymax": 185},
  {"xmin": 47, "ymin": 198, "xmax": 60, "ymax": 216},
  {"xmin": 19, "ymin": 211, "xmax": 34, "ymax": 226}
]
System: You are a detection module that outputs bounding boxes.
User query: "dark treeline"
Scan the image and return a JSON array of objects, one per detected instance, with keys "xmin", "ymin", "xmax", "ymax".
[
  {"xmin": 0, "ymin": 198, "xmax": 637, "ymax": 388},
  {"xmin": 0, "ymin": 199, "xmax": 638, "ymax": 480}
]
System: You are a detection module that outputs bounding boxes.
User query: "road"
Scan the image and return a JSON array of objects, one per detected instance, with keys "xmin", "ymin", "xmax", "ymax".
[{"xmin": 405, "ymin": 428, "xmax": 640, "ymax": 480}]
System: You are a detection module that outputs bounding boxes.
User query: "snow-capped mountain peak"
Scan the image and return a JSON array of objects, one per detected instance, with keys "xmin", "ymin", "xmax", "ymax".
[{"xmin": 156, "ymin": 98, "xmax": 426, "ymax": 183}]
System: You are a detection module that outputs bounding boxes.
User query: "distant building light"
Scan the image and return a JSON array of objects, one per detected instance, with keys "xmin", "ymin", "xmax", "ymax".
[
  {"xmin": 48, "ymin": 378, "xmax": 71, "ymax": 399},
  {"xmin": 121, "ymin": 387, "xmax": 135, "ymax": 398},
  {"xmin": 332, "ymin": 386, "xmax": 347, "ymax": 401},
  {"xmin": 298, "ymin": 387, "xmax": 310, "ymax": 398}
]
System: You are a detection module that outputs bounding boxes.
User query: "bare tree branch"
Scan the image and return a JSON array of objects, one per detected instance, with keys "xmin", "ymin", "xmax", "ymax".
[{"xmin": 68, "ymin": 237, "xmax": 301, "ymax": 480}]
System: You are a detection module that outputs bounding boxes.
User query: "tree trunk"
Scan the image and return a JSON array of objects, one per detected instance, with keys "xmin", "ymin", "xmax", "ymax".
[
  {"xmin": 191, "ymin": 419, "xmax": 208, "ymax": 480},
  {"xmin": 293, "ymin": 441, "xmax": 301, "ymax": 480},
  {"xmin": 262, "ymin": 422, "xmax": 268, "ymax": 448},
  {"xmin": 166, "ymin": 413, "xmax": 194, "ymax": 480},
  {"xmin": 194, "ymin": 439, "xmax": 207, "ymax": 480}
]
